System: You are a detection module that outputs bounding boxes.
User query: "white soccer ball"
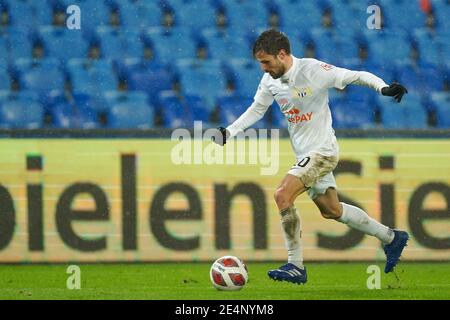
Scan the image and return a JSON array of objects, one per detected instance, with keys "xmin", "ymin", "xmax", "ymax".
[{"xmin": 210, "ymin": 255, "xmax": 249, "ymax": 291}]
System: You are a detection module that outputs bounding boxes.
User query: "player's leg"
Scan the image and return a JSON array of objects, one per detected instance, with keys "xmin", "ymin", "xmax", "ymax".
[
  {"xmin": 268, "ymin": 154, "xmax": 337, "ymax": 284},
  {"xmin": 274, "ymin": 173, "xmax": 307, "ymax": 269},
  {"xmin": 313, "ymin": 186, "xmax": 395, "ymax": 242},
  {"xmin": 311, "ymin": 179, "xmax": 409, "ymax": 273}
]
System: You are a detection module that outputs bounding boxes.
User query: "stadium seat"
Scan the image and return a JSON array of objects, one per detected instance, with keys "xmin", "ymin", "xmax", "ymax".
[
  {"xmin": 119, "ymin": 58, "xmax": 174, "ymax": 105},
  {"xmin": 0, "ymin": 95, "xmax": 43, "ymax": 129},
  {"xmin": 177, "ymin": 59, "xmax": 227, "ymax": 110},
  {"xmin": 17, "ymin": 58, "xmax": 65, "ymax": 103},
  {"xmin": 430, "ymin": 92, "xmax": 450, "ymax": 128},
  {"xmin": 310, "ymin": 28, "xmax": 340, "ymax": 64},
  {"xmin": 4, "ymin": 0, "xmax": 34, "ymax": 30},
  {"xmin": 414, "ymin": 33, "xmax": 442, "ymax": 66},
  {"xmin": 330, "ymin": 96, "xmax": 375, "ymax": 129},
  {"xmin": 108, "ymin": 99, "xmax": 154, "ymax": 129},
  {"xmin": 145, "ymin": 27, "xmax": 197, "ymax": 65},
  {"xmin": 7, "ymin": 29, "xmax": 33, "ymax": 59},
  {"xmin": 174, "ymin": 0, "xmax": 217, "ymax": 31},
  {"xmin": 378, "ymin": 92, "xmax": 427, "ymax": 129},
  {"xmin": 0, "ymin": 68, "xmax": 10, "ymax": 91},
  {"xmin": 274, "ymin": 0, "xmax": 322, "ymax": 31},
  {"xmin": 157, "ymin": 90, "xmax": 194, "ymax": 128},
  {"xmin": 97, "ymin": 27, "xmax": 145, "ymax": 60},
  {"xmin": 367, "ymin": 34, "xmax": 412, "ymax": 65},
  {"xmin": 201, "ymin": 28, "xmax": 252, "ymax": 59},
  {"xmin": 39, "ymin": 26, "xmax": 89, "ymax": 62},
  {"xmin": 68, "ymin": 58, "xmax": 118, "ymax": 95},
  {"xmin": 72, "ymin": 91, "xmax": 108, "ymax": 113},
  {"xmin": 227, "ymin": 58, "xmax": 263, "ymax": 100},
  {"xmin": 104, "ymin": 90, "xmax": 148, "ymax": 109},
  {"xmin": 222, "ymin": 0, "xmax": 270, "ymax": 32},
  {"xmin": 51, "ymin": 101, "xmax": 98, "ymax": 129}
]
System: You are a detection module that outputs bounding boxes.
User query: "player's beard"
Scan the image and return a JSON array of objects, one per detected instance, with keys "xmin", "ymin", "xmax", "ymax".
[{"xmin": 268, "ymin": 60, "xmax": 286, "ymax": 79}]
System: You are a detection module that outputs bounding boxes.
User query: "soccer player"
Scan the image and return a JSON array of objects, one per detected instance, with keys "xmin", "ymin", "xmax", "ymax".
[{"xmin": 212, "ymin": 29, "xmax": 409, "ymax": 284}]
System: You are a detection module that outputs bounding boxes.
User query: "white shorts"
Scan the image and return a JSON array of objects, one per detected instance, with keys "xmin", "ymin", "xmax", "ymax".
[{"xmin": 287, "ymin": 152, "xmax": 339, "ymax": 199}]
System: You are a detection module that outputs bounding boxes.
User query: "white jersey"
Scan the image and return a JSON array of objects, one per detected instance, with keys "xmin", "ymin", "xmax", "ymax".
[{"xmin": 227, "ymin": 56, "xmax": 388, "ymax": 160}]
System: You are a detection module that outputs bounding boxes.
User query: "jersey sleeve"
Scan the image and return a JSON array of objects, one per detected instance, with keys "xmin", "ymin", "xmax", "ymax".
[
  {"xmin": 308, "ymin": 59, "xmax": 388, "ymax": 92},
  {"xmin": 253, "ymin": 75, "xmax": 275, "ymax": 106}
]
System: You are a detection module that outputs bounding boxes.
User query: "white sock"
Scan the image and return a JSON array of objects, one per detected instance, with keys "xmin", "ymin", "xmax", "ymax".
[
  {"xmin": 280, "ymin": 206, "xmax": 304, "ymax": 269},
  {"xmin": 338, "ymin": 202, "xmax": 394, "ymax": 244}
]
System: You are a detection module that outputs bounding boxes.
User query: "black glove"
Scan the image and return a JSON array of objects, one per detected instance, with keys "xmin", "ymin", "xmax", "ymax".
[
  {"xmin": 211, "ymin": 127, "xmax": 229, "ymax": 146},
  {"xmin": 381, "ymin": 82, "xmax": 408, "ymax": 103}
]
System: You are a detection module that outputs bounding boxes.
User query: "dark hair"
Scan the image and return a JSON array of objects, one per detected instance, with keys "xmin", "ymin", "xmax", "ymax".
[{"xmin": 252, "ymin": 29, "xmax": 291, "ymax": 56}]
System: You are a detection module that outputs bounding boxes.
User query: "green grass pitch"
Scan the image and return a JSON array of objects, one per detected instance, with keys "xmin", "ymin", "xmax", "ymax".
[{"xmin": 0, "ymin": 262, "xmax": 448, "ymax": 300}]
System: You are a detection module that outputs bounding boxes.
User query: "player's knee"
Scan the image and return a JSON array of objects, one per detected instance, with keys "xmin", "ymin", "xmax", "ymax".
[
  {"xmin": 320, "ymin": 205, "xmax": 342, "ymax": 220},
  {"xmin": 274, "ymin": 187, "xmax": 290, "ymax": 208}
]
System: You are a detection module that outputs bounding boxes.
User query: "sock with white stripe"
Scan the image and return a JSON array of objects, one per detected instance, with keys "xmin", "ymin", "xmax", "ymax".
[
  {"xmin": 280, "ymin": 206, "xmax": 304, "ymax": 269},
  {"xmin": 337, "ymin": 202, "xmax": 395, "ymax": 244}
]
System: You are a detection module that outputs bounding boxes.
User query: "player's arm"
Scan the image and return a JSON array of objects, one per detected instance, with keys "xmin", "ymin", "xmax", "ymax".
[
  {"xmin": 310, "ymin": 61, "xmax": 408, "ymax": 102},
  {"xmin": 212, "ymin": 101, "xmax": 270, "ymax": 146},
  {"xmin": 212, "ymin": 77, "xmax": 273, "ymax": 146}
]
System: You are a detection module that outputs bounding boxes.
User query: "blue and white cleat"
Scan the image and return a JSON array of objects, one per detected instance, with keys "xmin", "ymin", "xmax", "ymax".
[
  {"xmin": 383, "ymin": 230, "xmax": 409, "ymax": 273},
  {"xmin": 268, "ymin": 263, "xmax": 307, "ymax": 284}
]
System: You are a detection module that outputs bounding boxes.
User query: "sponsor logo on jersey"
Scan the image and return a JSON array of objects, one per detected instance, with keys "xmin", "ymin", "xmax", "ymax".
[{"xmin": 283, "ymin": 108, "xmax": 313, "ymax": 123}]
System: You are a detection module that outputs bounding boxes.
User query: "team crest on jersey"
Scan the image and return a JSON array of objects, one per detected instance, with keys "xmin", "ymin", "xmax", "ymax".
[
  {"xmin": 292, "ymin": 87, "xmax": 312, "ymax": 98},
  {"xmin": 283, "ymin": 108, "xmax": 313, "ymax": 123}
]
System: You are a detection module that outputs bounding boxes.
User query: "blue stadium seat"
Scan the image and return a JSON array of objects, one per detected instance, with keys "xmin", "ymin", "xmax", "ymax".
[
  {"xmin": 174, "ymin": 0, "xmax": 217, "ymax": 31},
  {"xmin": 378, "ymin": 92, "xmax": 427, "ymax": 129},
  {"xmin": 51, "ymin": 101, "xmax": 98, "ymax": 129},
  {"xmin": 227, "ymin": 58, "xmax": 263, "ymax": 100},
  {"xmin": 137, "ymin": 2, "xmax": 164, "ymax": 28},
  {"xmin": 39, "ymin": 26, "xmax": 88, "ymax": 61},
  {"xmin": 381, "ymin": 2, "xmax": 426, "ymax": 31},
  {"xmin": 5, "ymin": 0, "xmax": 34, "ymax": 30},
  {"xmin": 366, "ymin": 34, "xmax": 412, "ymax": 65},
  {"xmin": 7, "ymin": 29, "xmax": 33, "ymax": 59},
  {"xmin": 108, "ymin": 100, "xmax": 154, "ymax": 129},
  {"xmin": 31, "ymin": 0, "xmax": 53, "ymax": 26},
  {"xmin": 431, "ymin": 92, "xmax": 450, "ymax": 128},
  {"xmin": 177, "ymin": 58, "xmax": 227, "ymax": 110},
  {"xmin": 97, "ymin": 27, "xmax": 145, "ymax": 60},
  {"xmin": 431, "ymin": 0, "xmax": 450, "ymax": 33},
  {"xmin": 0, "ymin": 68, "xmax": 10, "ymax": 91},
  {"xmin": 336, "ymin": 38, "xmax": 360, "ymax": 61},
  {"xmin": 328, "ymin": 1, "xmax": 359, "ymax": 35},
  {"xmin": 330, "ymin": 95, "xmax": 375, "ymax": 129},
  {"xmin": 157, "ymin": 90, "xmax": 194, "ymax": 128},
  {"xmin": 68, "ymin": 58, "xmax": 118, "ymax": 94},
  {"xmin": 17, "ymin": 58, "xmax": 65, "ymax": 102},
  {"xmin": 0, "ymin": 95, "xmax": 43, "ymax": 129},
  {"xmin": 201, "ymin": 28, "xmax": 252, "ymax": 59},
  {"xmin": 104, "ymin": 90, "xmax": 149, "ymax": 109},
  {"xmin": 72, "ymin": 91, "xmax": 108, "ymax": 113},
  {"xmin": 185, "ymin": 94, "xmax": 210, "ymax": 123},
  {"xmin": 222, "ymin": 0, "xmax": 270, "ymax": 32},
  {"xmin": 310, "ymin": 28, "xmax": 340, "ymax": 64},
  {"xmin": 274, "ymin": 0, "xmax": 322, "ymax": 31},
  {"xmin": 146, "ymin": 27, "xmax": 197, "ymax": 65},
  {"xmin": 119, "ymin": 58, "xmax": 173, "ymax": 105},
  {"xmin": 414, "ymin": 33, "xmax": 442, "ymax": 65},
  {"xmin": 0, "ymin": 37, "xmax": 8, "ymax": 66}
]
